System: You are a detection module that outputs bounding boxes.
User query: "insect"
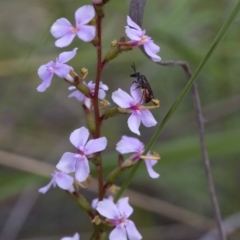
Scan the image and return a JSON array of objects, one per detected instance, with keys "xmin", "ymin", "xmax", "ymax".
[{"xmin": 130, "ymin": 63, "xmax": 155, "ymax": 103}]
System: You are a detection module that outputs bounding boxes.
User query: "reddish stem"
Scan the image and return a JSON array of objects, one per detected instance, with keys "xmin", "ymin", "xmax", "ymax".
[
  {"xmin": 93, "ymin": 15, "xmax": 105, "ymax": 204},
  {"xmin": 93, "ymin": 16, "xmax": 103, "ymax": 139}
]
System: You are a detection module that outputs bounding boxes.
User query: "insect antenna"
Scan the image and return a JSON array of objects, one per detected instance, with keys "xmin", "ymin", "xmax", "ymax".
[{"xmin": 131, "ymin": 63, "xmax": 136, "ymax": 73}]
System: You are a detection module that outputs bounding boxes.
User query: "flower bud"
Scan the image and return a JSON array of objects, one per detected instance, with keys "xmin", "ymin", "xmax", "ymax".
[
  {"xmin": 92, "ymin": 0, "xmax": 102, "ymax": 3},
  {"xmin": 103, "ymin": 48, "xmax": 121, "ymax": 65},
  {"xmin": 75, "ymin": 82, "xmax": 91, "ymax": 97},
  {"xmin": 101, "ymin": 107, "xmax": 120, "ymax": 120},
  {"xmin": 83, "ymin": 105, "xmax": 96, "ymax": 134},
  {"xmin": 72, "ymin": 192, "xmax": 92, "ymax": 213},
  {"xmin": 106, "ymin": 167, "xmax": 122, "ymax": 184}
]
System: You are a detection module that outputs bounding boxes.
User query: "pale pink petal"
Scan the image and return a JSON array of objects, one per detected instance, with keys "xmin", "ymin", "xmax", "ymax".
[
  {"xmin": 112, "ymin": 89, "xmax": 133, "ymax": 108},
  {"xmin": 125, "ymin": 27, "xmax": 142, "ymax": 41},
  {"xmin": 144, "ymin": 159, "xmax": 160, "ymax": 179},
  {"xmin": 61, "ymin": 232, "xmax": 80, "ymax": 240},
  {"xmin": 75, "ymin": 5, "xmax": 95, "ymax": 25},
  {"xmin": 96, "ymin": 199, "xmax": 120, "ymax": 219},
  {"xmin": 109, "ymin": 225, "xmax": 128, "ymax": 240},
  {"xmin": 125, "ymin": 220, "xmax": 142, "ymax": 240},
  {"xmin": 140, "ymin": 110, "xmax": 157, "ymax": 127},
  {"xmin": 68, "ymin": 86, "xmax": 76, "ymax": 90},
  {"xmin": 55, "ymin": 172, "xmax": 74, "ymax": 190},
  {"xmin": 56, "ymin": 152, "xmax": 77, "ymax": 173},
  {"xmin": 84, "ymin": 97, "xmax": 92, "ymax": 109},
  {"xmin": 128, "ymin": 113, "xmax": 141, "ymax": 135},
  {"xmin": 58, "ymin": 48, "xmax": 78, "ymax": 63},
  {"xmin": 100, "ymin": 82, "xmax": 109, "ymax": 91},
  {"xmin": 36, "ymin": 74, "xmax": 53, "ymax": 92},
  {"xmin": 98, "ymin": 89, "xmax": 106, "ymax": 99},
  {"xmin": 72, "ymin": 233, "xmax": 80, "ymax": 240},
  {"xmin": 127, "ymin": 16, "xmax": 142, "ymax": 32},
  {"xmin": 116, "ymin": 136, "xmax": 144, "ymax": 155},
  {"xmin": 143, "ymin": 41, "xmax": 161, "ymax": 62},
  {"xmin": 116, "ymin": 197, "xmax": 133, "ymax": 218},
  {"xmin": 107, "ymin": 195, "xmax": 114, "ymax": 201},
  {"xmin": 77, "ymin": 25, "xmax": 96, "ymax": 42},
  {"xmin": 91, "ymin": 198, "xmax": 99, "ymax": 209},
  {"xmin": 85, "ymin": 137, "xmax": 107, "ymax": 155},
  {"xmin": 37, "ymin": 63, "xmax": 54, "ymax": 92},
  {"xmin": 69, "ymin": 127, "xmax": 89, "ymax": 149},
  {"xmin": 54, "ymin": 63, "xmax": 71, "ymax": 78},
  {"xmin": 68, "ymin": 90, "xmax": 85, "ymax": 102},
  {"xmin": 55, "ymin": 32, "xmax": 76, "ymax": 48},
  {"xmin": 37, "ymin": 82, "xmax": 51, "ymax": 92},
  {"xmin": 92, "ymin": 196, "xmax": 114, "ymax": 209},
  {"xmin": 75, "ymin": 156, "xmax": 90, "ymax": 182},
  {"xmin": 130, "ymin": 83, "xmax": 142, "ymax": 103},
  {"xmin": 147, "ymin": 40, "xmax": 160, "ymax": 53},
  {"xmin": 38, "ymin": 179, "xmax": 54, "ymax": 194},
  {"xmin": 87, "ymin": 80, "xmax": 95, "ymax": 90},
  {"xmin": 37, "ymin": 61, "xmax": 53, "ymax": 79},
  {"xmin": 51, "ymin": 18, "xmax": 72, "ymax": 38}
]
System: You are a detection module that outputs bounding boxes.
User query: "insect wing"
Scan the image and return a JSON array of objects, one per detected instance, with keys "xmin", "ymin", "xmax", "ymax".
[{"xmin": 139, "ymin": 75, "xmax": 155, "ymax": 100}]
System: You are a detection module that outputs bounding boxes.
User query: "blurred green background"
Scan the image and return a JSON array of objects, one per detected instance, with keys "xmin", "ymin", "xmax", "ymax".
[{"xmin": 0, "ymin": 0, "xmax": 240, "ymax": 239}]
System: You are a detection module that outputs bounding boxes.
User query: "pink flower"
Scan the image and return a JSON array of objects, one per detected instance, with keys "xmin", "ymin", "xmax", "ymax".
[
  {"xmin": 68, "ymin": 80, "xmax": 108, "ymax": 108},
  {"xmin": 96, "ymin": 197, "xmax": 142, "ymax": 240},
  {"xmin": 125, "ymin": 16, "xmax": 161, "ymax": 62},
  {"xmin": 37, "ymin": 48, "xmax": 77, "ymax": 92},
  {"xmin": 51, "ymin": 5, "xmax": 96, "ymax": 47},
  {"xmin": 56, "ymin": 127, "xmax": 107, "ymax": 182},
  {"xmin": 116, "ymin": 136, "xmax": 160, "ymax": 178},
  {"xmin": 112, "ymin": 83, "xmax": 157, "ymax": 135},
  {"xmin": 61, "ymin": 233, "xmax": 80, "ymax": 240},
  {"xmin": 38, "ymin": 171, "xmax": 74, "ymax": 194}
]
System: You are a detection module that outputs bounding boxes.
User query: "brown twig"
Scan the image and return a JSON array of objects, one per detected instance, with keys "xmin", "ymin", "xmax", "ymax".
[
  {"xmin": 129, "ymin": 1, "xmax": 226, "ymax": 239},
  {"xmin": 191, "ymin": 83, "xmax": 226, "ymax": 240}
]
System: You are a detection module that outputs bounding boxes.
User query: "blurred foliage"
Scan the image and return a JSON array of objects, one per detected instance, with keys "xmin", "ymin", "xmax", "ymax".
[{"xmin": 0, "ymin": 0, "xmax": 240, "ymax": 239}]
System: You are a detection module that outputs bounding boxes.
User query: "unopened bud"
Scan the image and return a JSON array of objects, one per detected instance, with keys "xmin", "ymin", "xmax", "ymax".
[
  {"xmin": 111, "ymin": 40, "xmax": 118, "ymax": 47},
  {"xmin": 106, "ymin": 167, "xmax": 122, "ymax": 184},
  {"xmin": 121, "ymin": 158, "xmax": 133, "ymax": 168},
  {"xmin": 93, "ymin": 2, "xmax": 104, "ymax": 17},
  {"xmin": 92, "ymin": 0, "xmax": 102, "ymax": 3},
  {"xmin": 152, "ymin": 98, "xmax": 160, "ymax": 106},
  {"xmin": 92, "ymin": 215, "xmax": 102, "ymax": 225},
  {"xmin": 102, "ymin": 49, "xmax": 121, "ymax": 66},
  {"xmin": 99, "ymin": 99, "xmax": 110, "ymax": 109},
  {"xmin": 91, "ymin": 36, "xmax": 99, "ymax": 47},
  {"xmin": 103, "ymin": 0, "xmax": 110, "ymax": 4},
  {"xmin": 101, "ymin": 107, "xmax": 120, "ymax": 120},
  {"xmin": 81, "ymin": 68, "xmax": 88, "ymax": 76},
  {"xmin": 73, "ymin": 192, "xmax": 92, "ymax": 213},
  {"xmin": 108, "ymin": 185, "xmax": 120, "ymax": 194},
  {"xmin": 75, "ymin": 82, "xmax": 91, "ymax": 97},
  {"xmin": 86, "ymin": 111, "xmax": 96, "ymax": 134}
]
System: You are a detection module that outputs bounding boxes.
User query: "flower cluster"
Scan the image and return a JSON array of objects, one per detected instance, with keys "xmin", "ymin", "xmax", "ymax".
[{"xmin": 37, "ymin": 3, "xmax": 162, "ymax": 240}]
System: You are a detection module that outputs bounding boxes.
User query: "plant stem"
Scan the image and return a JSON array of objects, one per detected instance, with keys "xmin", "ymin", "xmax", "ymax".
[
  {"xmin": 191, "ymin": 82, "xmax": 226, "ymax": 240},
  {"xmin": 93, "ymin": 16, "xmax": 103, "ymax": 139},
  {"xmin": 94, "ymin": 15, "xmax": 104, "ymax": 203},
  {"xmin": 97, "ymin": 163, "xmax": 104, "ymax": 200}
]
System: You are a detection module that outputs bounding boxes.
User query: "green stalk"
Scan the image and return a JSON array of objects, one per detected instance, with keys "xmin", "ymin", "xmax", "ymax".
[{"xmin": 114, "ymin": 0, "xmax": 240, "ymax": 202}]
